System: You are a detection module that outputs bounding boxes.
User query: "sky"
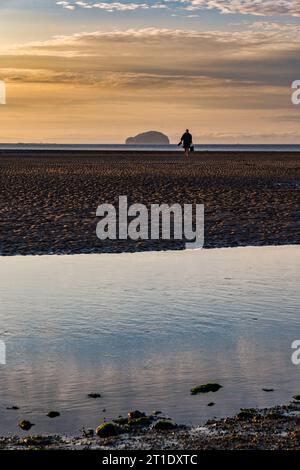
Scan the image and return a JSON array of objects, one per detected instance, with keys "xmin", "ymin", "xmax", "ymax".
[{"xmin": 0, "ymin": 0, "xmax": 300, "ymax": 143}]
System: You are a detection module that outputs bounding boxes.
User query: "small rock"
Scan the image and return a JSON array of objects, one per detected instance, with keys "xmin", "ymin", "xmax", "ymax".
[
  {"xmin": 47, "ymin": 411, "xmax": 60, "ymax": 418},
  {"xmin": 6, "ymin": 406, "xmax": 19, "ymax": 410},
  {"xmin": 262, "ymin": 388, "xmax": 274, "ymax": 392},
  {"xmin": 293, "ymin": 395, "xmax": 300, "ymax": 401},
  {"xmin": 207, "ymin": 402, "xmax": 215, "ymax": 407},
  {"xmin": 128, "ymin": 410, "xmax": 145, "ymax": 420},
  {"xmin": 19, "ymin": 420, "xmax": 34, "ymax": 431},
  {"xmin": 191, "ymin": 383, "xmax": 222, "ymax": 395},
  {"xmin": 291, "ymin": 428, "xmax": 300, "ymax": 440},
  {"xmin": 22, "ymin": 435, "xmax": 52, "ymax": 446},
  {"xmin": 82, "ymin": 428, "xmax": 94, "ymax": 438},
  {"xmin": 88, "ymin": 393, "xmax": 101, "ymax": 399},
  {"xmin": 153, "ymin": 420, "xmax": 176, "ymax": 431},
  {"xmin": 95, "ymin": 422, "xmax": 117, "ymax": 438},
  {"xmin": 128, "ymin": 416, "xmax": 151, "ymax": 427}
]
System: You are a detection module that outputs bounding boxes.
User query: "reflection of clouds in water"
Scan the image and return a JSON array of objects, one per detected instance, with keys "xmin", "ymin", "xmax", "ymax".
[
  {"xmin": 1, "ymin": 331, "xmax": 298, "ymax": 433},
  {"xmin": 0, "ymin": 246, "xmax": 299, "ymax": 433}
]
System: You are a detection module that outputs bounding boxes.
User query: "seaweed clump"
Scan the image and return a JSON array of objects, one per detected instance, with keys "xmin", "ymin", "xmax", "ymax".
[
  {"xmin": 18, "ymin": 420, "xmax": 34, "ymax": 431},
  {"xmin": 191, "ymin": 383, "xmax": 222, "ymax": 395},
  {"xmin": 95, "ymin": 422, "xmax": 117, "ymax": 438}
]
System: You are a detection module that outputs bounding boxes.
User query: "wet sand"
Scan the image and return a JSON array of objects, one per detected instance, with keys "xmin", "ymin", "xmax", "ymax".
[{"xmin": 0, "ymin": 151, "xmax": 299, "ymax": 255}]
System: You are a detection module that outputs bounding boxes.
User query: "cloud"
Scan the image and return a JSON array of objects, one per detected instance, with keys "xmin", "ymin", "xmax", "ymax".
[
  {"xmin": 56, "ymin": 1, "xmax": 76, "ymax": 10},
  {"xmin": 186, "ymin": 0, "xmax": 300, "ymax": 17},
  {"xmin": 56, "ymin": 0, "xmax": 300, "ymax": 17},
  {"xmin": 56, "ymin": 1, "xmax": 167, "ymax": 12},
  {"xmin": 0, "ymin": 66, "xmax": 263, "ymax": 92},
  {"xmin": 6, "ymin": 25, "xmax": 300, "ymax": 54},
  {"xmin": 0, "ymin": 25, "xmax": 298, "ymax": 112},
  {"xmin": 5, "ymin": 24, "xmax": 300, "ymax": 63},
  {"xmin": 193, "ymin": 130, "xmax": 300, "ymax": 140}
]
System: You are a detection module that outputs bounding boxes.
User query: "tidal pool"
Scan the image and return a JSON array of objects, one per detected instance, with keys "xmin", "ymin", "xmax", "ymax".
[{"xmin": 0, "ymin": 246, "xmax": 299, "ymax": 435}]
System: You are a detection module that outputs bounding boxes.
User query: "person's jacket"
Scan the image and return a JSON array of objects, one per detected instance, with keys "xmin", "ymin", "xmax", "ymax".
[{"xmin": 180, "ymin": 132, "xmax": 192, "ymax": 147}]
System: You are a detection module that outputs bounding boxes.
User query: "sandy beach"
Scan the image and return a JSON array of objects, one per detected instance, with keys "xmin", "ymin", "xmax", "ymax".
[{"xmin": 0, "ymin": 151, "xmax": 299, "ymax": 255}]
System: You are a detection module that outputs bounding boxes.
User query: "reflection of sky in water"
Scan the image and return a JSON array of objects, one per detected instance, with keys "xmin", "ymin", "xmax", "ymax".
[{"xmin": 0, "ymin": 246, "xmax": 299, "ymax": 435}]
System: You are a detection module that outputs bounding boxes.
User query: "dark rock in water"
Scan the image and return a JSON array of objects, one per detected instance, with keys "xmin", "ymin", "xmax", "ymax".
[
  {"xmin": 6, "ymin": 406, "xmax": 19, "ymax": 410},
  {"xmin": 128, "ymin": 410, "xmax": 145, "ymax": 420},
  {"xmin": 47, "ymin": 411, "xmax": 60, "ymax": 418},
  {"xmin": 153, "ymin": 420, "xmax": 177, "ymax": 431},
  {"xmin": 88, "ymin": 393, "xmax": 101, "ymax": 399},
  {"xmin": 207, "ymin": 402, "xmax": 215, "ymax": 407},
  {"xmin": 191, "ymin": 383, "xmax": 222, "ymax": 395},
  {"xmin": 262, "ymin": 388, "xmax": 274, "ymax": 392},
  {"xmin": 293, "ymin": 395, "xmax": 300, "ymax": 401},
  {"xmin": 19, "ymin": 420, "xmax": 34, "ymax": 431},
  {"xmin": 126, "ymin": 131, "xmax": 170, "ymax": 145},
  {"xmin": 95, "ymin": 422, "xmax": 117, "ymax": 438}
]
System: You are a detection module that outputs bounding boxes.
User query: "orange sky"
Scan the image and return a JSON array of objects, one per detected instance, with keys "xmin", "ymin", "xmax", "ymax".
[{"xmin": 1, "ymin": 1, "xmax": 300, "ymax": 143}]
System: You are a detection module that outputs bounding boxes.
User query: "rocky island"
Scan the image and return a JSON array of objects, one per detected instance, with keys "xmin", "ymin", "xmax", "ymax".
[{"xmin": 125, "ymin": 131, "xmax": 170, "ymax": 145}]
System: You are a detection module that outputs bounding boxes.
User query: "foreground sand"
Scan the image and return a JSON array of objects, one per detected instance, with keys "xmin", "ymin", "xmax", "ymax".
[
  {"xmin": 0, "ymin": 151, "xmax": 299, "ymax": 254},
  {"xmin": 1, "ymin": 402, "xmax": 300, "ymax": 450}
]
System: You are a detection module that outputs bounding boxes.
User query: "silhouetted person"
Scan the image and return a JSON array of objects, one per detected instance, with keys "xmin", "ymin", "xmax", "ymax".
[{"xmin": 178, "ymin": 129, "xmax": 193, "ymax": 158}]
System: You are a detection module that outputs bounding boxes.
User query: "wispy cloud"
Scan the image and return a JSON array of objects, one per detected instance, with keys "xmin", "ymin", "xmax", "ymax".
[
  {"xmin": 186, "ymin": 0, "xmax": 300, "ymax": 17},
  {"xmin": 2, "ymin": 25, "xmax": 300, "ymax": 94},
  {"xmin": 56, "ymin": 1, "xmax": 76, "ymax": 10},
  {"xmin": 5, "ymin": 24, "xmax": 300, "ymax": 58},
  {"xmin": 56, "ymin": 0, "xmax": 300, "ymax": 17},
  {"xmin": 56, "ymin": 1, "xmax": 168, "ymax": 12}
]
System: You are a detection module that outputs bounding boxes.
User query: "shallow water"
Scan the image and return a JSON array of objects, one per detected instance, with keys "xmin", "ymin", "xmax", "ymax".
[{"xmin": 0, "ymin": 246, "xmax": 299, "ymax": 435}]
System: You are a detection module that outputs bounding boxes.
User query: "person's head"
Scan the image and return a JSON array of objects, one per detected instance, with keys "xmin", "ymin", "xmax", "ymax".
[{"xmin": 186, "ymin": 129, "xmax": 189, "ymax": 133}]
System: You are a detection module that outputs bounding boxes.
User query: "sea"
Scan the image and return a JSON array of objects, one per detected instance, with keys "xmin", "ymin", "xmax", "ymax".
[{"xmin": 1, "ymin": 144, "xmax": 300, "ymax": 152}]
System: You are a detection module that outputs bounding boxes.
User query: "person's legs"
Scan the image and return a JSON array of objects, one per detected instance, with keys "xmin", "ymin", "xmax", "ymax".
[{"xmin": 184, "ymin": 147, "xmax": 190, "ymax": 158}]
